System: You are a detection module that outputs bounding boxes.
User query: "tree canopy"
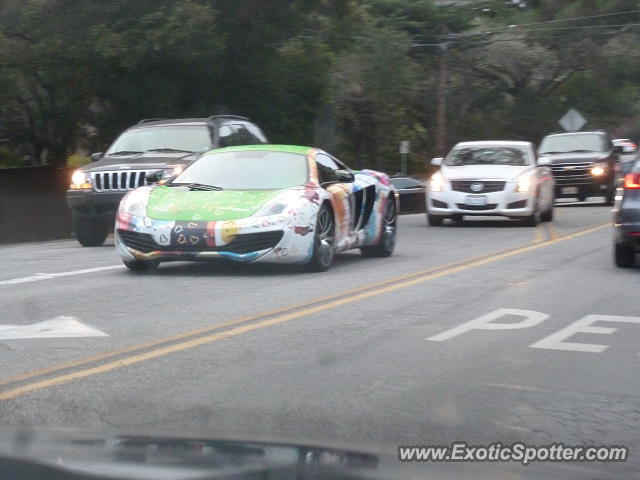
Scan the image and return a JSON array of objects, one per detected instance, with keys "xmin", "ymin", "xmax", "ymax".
[{"xmin": 1, "ymin": 0, "xmax": 639, "ymax": 172}]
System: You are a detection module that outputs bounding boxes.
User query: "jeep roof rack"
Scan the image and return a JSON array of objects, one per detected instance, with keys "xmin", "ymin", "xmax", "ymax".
[
  {"xmin": 207, "ymin": 115, "xmax": 249, "ymax": 122},
  {"xmin": 545, "ymin": 130, "xmax": 606, "ymax": 135},
  {"xmin": 137, "ymin": 118, "xmax": 168, "ymax": 125}
]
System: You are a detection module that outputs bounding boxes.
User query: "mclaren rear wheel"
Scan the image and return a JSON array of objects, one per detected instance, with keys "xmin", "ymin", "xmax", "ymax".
[{"xmin": 361, "ymin": 196, "xmax": 397, "ymax": 258}]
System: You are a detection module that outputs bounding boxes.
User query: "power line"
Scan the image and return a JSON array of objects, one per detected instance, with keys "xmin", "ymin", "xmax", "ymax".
[
  {"xmin": 445, "ymin": 9, "xmax": 640, "ymax": 37},
  {"xmin": 414, "ymin": 27, "xmax": 640, "ymax": 48},
  {"xmin": 516, "ymin": 22, "xmax": 640, "ymax": 32}
]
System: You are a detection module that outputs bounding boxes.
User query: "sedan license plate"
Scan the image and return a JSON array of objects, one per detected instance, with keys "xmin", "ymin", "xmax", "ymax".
[
  {"xmin": 465, "ymin": 195, "xmax": 487, "ymax": 206},
  {"xmin": 562, "ymin": 187, "xmax": 579, "ymax": 195}
]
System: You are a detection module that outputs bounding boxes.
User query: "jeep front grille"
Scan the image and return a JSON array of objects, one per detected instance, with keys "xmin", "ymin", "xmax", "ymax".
[{"xmin": 91, "ymin": 170, "xmax": 152, "ymax": 192}]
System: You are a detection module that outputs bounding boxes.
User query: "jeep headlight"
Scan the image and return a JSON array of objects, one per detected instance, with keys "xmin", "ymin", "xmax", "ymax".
[
  {"xmin": 121, "ymin": 189, "xmax": 150, "ymax": 217},
  {"xmin": 70, "ymin": 170, "xmax": 92, "ymax": 190}
]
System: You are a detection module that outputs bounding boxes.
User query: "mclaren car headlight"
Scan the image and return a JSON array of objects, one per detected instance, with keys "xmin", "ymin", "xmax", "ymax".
[
  {"xmin": 121, "ymin": 189, "xmax": 150, "ymax": 217},
  {"xmin": 252, "ymin": 191, "xmax": 300, "ymax": 217}
]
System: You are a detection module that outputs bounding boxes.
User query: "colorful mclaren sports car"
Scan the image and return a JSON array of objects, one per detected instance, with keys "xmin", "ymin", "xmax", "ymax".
[{"xmin": 115, "ymin": 145, "xmax": 398, "ymax": 272}]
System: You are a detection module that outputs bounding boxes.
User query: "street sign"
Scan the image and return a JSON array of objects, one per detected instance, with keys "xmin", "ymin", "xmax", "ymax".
[
  {"xmin": 558, "ymin": 109, "xmax": 586, "ymax": 132},
  {"xmin": 399, "ymin": 140, "xmax": 410, "ymax": 154}
]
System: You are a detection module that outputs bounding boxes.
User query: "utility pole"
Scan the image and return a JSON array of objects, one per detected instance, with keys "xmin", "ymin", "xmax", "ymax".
[{"xmin": 435, "ymin": 25, "xmax": 451, "ymax": 157}]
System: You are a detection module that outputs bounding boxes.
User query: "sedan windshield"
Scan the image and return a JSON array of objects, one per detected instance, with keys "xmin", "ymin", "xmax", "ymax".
[
  {"xmin": 172, "ymin": 150, "xmax": 308, "ymax": 190},
  {"xmin": 105, "ymin": 126, "xmax": 212, "ymax": 154},
  {"xmin": 445, "ymin": 147, "xmax": 529, "ymax": 166},
  {"xmin": 539, "ymin": 134, "xmax": 605, "ymax": 154}
]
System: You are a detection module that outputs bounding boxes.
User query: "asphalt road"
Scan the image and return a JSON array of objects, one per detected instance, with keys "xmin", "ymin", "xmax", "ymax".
[{"xmin": 1, "ymin": 199, "xmax": 638, "ymax": 475}]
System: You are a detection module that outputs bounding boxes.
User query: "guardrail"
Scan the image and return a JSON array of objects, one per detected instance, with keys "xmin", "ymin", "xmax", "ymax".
[{"xmin": 0, "ymin": 166, "xmax": 73, "ymax": 244}]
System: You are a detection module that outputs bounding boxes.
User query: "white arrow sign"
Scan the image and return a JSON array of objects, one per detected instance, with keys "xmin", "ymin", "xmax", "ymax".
[
  {"xmin": 0, "ymin": 317, "xmax": 108, "ymax": 340},
  {"xmin": 558, "ymin": 108, "xmax": 586, "ymax": 132}
]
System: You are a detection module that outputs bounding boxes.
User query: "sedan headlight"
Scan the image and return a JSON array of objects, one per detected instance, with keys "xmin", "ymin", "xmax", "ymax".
[
  {"xmin": 70, "ymin": 169, "xmax": 92, "ymax": 190},
  {"xmin": 591, "ymin": 162, "xmax": 607, "ymax": 176},
  {"xmin": 429, "ymin": 173, "xmax": 445, "ymax": 192},
  {"xmin": 121, "ymin": 189, "xmax": 150, "ymax": 217},
  {"xmin": 516, "ymin": 175, "xmax": 533, "ymax": 193}
]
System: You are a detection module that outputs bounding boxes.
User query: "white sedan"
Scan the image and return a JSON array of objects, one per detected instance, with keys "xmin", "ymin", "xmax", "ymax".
[{"xmin": 426, "ymin": 141, "xmax": 555, "ymax": 226}]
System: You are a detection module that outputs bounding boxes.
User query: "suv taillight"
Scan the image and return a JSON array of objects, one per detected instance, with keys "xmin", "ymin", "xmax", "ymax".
[{"xmin": 624, "ymin": 173, "xmax": 640, "ymax": 189}]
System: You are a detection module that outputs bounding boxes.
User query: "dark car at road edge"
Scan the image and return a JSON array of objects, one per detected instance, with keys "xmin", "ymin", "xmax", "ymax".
[{"xmin": 613, "ymin": 159, "xmax": 640, "ymax": 267}]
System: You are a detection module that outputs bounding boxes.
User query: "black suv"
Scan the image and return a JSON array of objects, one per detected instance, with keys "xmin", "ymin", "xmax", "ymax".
[
  {"xmin": 538, "ymin": 131, "xmax": 623, "ymax": 205},
  {"xmin": 67, "ymin": 115, "xmax": 267, "ymax": 246}
]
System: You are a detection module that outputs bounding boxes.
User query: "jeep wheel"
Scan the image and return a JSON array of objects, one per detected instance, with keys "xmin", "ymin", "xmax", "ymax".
[{"xmin": 73, "ymin": 215, "xmax": 109, "ymax": 247}]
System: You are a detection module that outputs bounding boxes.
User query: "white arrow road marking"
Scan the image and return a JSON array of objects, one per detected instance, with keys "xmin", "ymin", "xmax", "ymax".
[
  {"xmin": 0, "ymin": 317, "xmax": 108, "ymax": 340},
  {"xmin": 0, "ymin": 265, "xmax": 122, "ymax": 286}
]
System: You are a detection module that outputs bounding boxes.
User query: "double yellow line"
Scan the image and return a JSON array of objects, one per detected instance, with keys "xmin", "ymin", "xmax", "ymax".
[{"xmin": 0, "ymin": 222, "xmax": 609, "ymax": 402}]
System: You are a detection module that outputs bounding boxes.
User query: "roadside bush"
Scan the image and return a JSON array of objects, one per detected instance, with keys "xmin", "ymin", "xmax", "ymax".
[
  {"xmin": 0, "ymin": 146, "xmax": 24, "ymax": 168},
  {"xmin": 67, "ymin": 153, "xmax": 91, "ymax": 168}
]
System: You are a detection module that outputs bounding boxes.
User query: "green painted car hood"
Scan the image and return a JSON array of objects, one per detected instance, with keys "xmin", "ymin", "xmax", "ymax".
[{"xmin": 146, "ymin": 186, "xmax": 283, "ymax": 221}]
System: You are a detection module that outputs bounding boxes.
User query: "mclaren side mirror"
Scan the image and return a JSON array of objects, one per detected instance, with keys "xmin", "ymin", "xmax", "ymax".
[
  {"xmin": 335, "ymin": 169, "xmax": 355, "ymax": 183},
  {"xmin": 146, "ymin": 170, "xmax": 164, "ymax": 184}
]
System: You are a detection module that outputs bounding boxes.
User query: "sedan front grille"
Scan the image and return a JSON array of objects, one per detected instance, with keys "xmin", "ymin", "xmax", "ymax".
[
  {"xmin": 118, "ymin": 230, "xmax": 284, "ymax": 255},
  {"xmin": 456, "ymin": 203, "xmax": 498, "ymax": 211},
  {"xmin": 451, "ymin": 180, "xmax": 506, "ymax": 193},
  {"xmin": 91, "ymin": 170, "xmax": 152, "ymax": 192}
]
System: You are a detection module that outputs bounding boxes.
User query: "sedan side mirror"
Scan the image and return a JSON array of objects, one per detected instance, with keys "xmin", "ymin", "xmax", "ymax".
[
  {"xmin": 90, "ymin": 152, "xmax": 103, "ymax": 162},
  {"xmin": 431, "ymin": 157, "xmax": 443, "ymax": 166},
  {"xmin": 537, "ymin": 156, "xmax": 551, "ymax": 166},
  {"xmin": 335, "ymin": 169, "xmax": 355, "ymax": 183}
]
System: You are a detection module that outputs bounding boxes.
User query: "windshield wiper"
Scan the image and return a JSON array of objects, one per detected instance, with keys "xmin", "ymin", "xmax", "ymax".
[
  {"xmin": 146, "ymin": 148, "xmax": 194, "ymax": 153},
  {"xmin": 566, "ymin": 149, "xmax": 596, "ymax": 153},
  {"xmin": 107, "ymin": 150, "xmax": 143, "ymax": 156},
  {"xmin": 169, "ymin": 182, "xmax": 223, "ymax": 191}
]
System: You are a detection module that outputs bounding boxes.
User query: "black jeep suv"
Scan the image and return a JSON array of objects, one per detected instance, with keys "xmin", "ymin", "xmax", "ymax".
[
  {"xmin": 538, "ymin": 131, "xmax": 623, "ymax": 205},
  {"xmin": 67, "ymin": 115, "xmax": 267, "ymax": 246}
]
